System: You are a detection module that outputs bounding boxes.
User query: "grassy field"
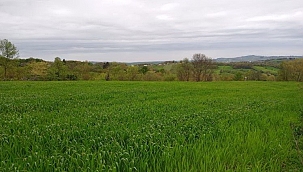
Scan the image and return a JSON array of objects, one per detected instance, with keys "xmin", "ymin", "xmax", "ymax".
[
  {"xmin": 252, "ymin": 66, "xmax": 279, "ymax": 75},
  {"xmin": 0, "ymin": 81, "xmax": 302, "ymax": 171}
]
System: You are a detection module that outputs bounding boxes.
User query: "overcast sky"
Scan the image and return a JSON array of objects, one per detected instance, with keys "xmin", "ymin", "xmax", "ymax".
[{"xmin": 0, "ymin": 0, "xmax": 302, "ymax": 62}]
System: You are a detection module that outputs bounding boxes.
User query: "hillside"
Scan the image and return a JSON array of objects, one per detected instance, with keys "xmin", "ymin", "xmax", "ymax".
[{"xmin": 215, "ymin": 55, "xmax": 303, "ymax": 63}]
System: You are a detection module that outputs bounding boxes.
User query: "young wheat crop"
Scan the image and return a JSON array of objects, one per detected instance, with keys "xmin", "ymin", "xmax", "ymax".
[{"xmin": 0, "ymin": 81, "xmax": 302, "ymax": 171}]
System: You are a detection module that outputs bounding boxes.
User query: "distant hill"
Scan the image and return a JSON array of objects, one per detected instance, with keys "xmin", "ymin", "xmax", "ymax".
[
  {"xmin": 89, "ymin": 55, "xmax": 303, "ymax": 64},
  {"xmin": 215, "ymin": 55, "xmax": 303, "ymax": 63},
  {"xmin": 126, "ymin": 61, "xmax": 165, "ymax": 65}
]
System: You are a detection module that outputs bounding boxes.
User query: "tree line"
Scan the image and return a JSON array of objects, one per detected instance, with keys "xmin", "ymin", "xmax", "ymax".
[
  {"xmin": 278, "ymin": 59, "xmax": 303, "ymax": 82},
  {"xmin": 0, "ymin": 55, "xmax": 214, "ymax": 81},
  {"xmin": 0, "ymin": 39, "xmax": 302, "ymax": 82}
]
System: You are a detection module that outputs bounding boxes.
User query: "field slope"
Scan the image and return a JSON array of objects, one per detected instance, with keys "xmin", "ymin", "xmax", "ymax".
[{"xmin": 0, "ymin": 81, "xmax": 302, "ymax": 171}]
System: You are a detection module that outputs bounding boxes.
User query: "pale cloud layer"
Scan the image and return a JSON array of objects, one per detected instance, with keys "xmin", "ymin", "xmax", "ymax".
[{"xmin": 0, "ymin": 0, "xmax": 302, "ymax": 62}]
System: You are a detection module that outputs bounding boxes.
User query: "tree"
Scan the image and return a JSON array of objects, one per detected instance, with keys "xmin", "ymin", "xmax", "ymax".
[
  {"xmin": 279, "ymin": 61, "xmax": 291, "ymax": 81},
  {"xmin": 74, "ymin": 61, "xmax": 93, "ymax": 80},
  {"xmin": 293, "ymin": 59, "xmax": 303, "ymax": 81},
  {"xmin": 233, "ymin": 72, "xmax": 243, "ymax": 81},
  {"xmin": 139, "ymin": 66, "xmax": 149, "ymax": 75},
  {"xmin": 126, "ymin": 66, "xmax": 139, "ymax": 81},
  {"xmin": 48, "ymin": 57, "xmax": 68, "ymax": 80},
  {"xmin": 247, "ymin": 70, "xmax": 261, "ymax": 81},
  {"xmin": 279, "ymin": 59, "xmax": 303, "ymax": 82},
  {"xmin": 0, "ymin": 39, "xmax": 19, "ymax": 79},
  {"xmin": 28, "ymin": 61, "xmax": 49, "ymax": 80},
  {"xmin": 176, "ymin": 58, "xmax": 193, "ymax": 81},
  {"xmin": 191, "ymin": 54, "xmax": 213, "ymax": 82},
  {"xmin": 106, "ymin": 62, "xmax": 128, "ymax": 81}
]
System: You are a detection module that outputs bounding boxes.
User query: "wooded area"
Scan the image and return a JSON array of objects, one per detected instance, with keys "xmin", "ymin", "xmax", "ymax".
[{"xmin": 0, "ymin": 39, "xmax": 302, "ymax": 82}]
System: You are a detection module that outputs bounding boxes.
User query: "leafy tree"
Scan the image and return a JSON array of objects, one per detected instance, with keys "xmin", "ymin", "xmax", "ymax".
[
  {"xmin": 293, "ymin": 59, "xmax": 303, "ymax": 81},
  {"xmin": 176, "ymin": 58, "xmax": 193, "ymax": 81},
  {"xmin": 248, "ymin": 70, "xmax": 261, "ymax": 81},
  {"xmin": 260, "ymin": 73, "xmax": 268, "ymax": 81},
  {"xmin": 28, "ymin": 61, "xmax": 49, "ymax": 80},
  {"xmin": 103, "ymin": 62, "xmax": 110, "ymax": 69},
  {"xmin": 139, "ymin": 66, "xmax": 149, "ymax": 75},
  {"xmin": 74, "ymin": 61, "xmax": 93, "ymax": 80},
  {"xmin": 126, "ymin": 66, "xmax": 139, "ymax": 81},
  {"xmin": 0, "ymin": 39, "xmax": 19, "ymax": 79},
  {"xmin": 279, "ymin": 59, "xmax": 303, "ymax": 81},
  {"xmin": 107, "ymin": 62, "xmax": 128, "ymax": 81},
  {"xmin": 143, "ymin": 71, "xmax": 163, "ymax": 81},
  {"xmin": 48, "ymin": 57, "xmax": 68, "ymax": 80},
  {"xmin": 233, "ymin": 72, "xmax": 243, "ymax": 81}
]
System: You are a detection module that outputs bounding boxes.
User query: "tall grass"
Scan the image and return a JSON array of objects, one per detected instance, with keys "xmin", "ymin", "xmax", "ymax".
[{"xmin": 0, "ymin": 81, "xmax": 302, "ymax": 171}]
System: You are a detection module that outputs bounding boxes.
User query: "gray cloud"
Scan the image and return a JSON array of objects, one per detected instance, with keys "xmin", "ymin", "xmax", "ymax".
[{"xmin": 0, "ymin": 0, "xmax": 302, "ymax": 62}]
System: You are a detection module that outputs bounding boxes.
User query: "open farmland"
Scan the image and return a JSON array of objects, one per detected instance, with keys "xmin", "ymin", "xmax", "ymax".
[{"xmin": 0, "ymin": 81, "xmax": 302, "ymax": 171}]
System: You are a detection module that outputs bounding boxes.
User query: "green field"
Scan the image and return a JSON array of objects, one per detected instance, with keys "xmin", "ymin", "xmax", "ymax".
[
  {"xmin": 1, "ymin": 81, "xmax": 302, "ymax": 171},
  {"xmin": 252, "ymin": 66, "xmax": 279, "ymax": 75}
]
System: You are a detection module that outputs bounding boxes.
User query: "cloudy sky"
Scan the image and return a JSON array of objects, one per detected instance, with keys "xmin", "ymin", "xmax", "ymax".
[{"xmin": 0, "ymin": 0, "xmax": 302, "ymax": 62}]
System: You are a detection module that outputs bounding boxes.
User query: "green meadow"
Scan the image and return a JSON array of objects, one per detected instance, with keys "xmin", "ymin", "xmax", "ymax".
[{"xmin": 0, "ymin": 81, "xmax": 302, "ymax": 171}]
